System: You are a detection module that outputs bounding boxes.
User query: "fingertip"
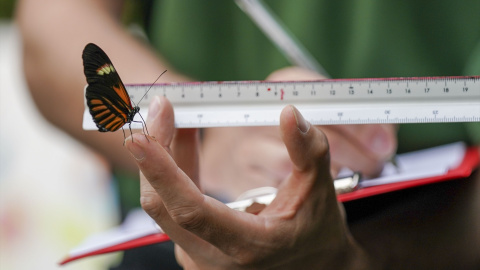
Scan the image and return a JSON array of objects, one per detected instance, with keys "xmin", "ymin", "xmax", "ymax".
[
  {"xmin": 280, "ymin": 105, "xmax": 310, "ymax": 134},
  {"xmin": 368, "ymin": 124, "xmax": 397, "ymax": 158},
  {"xmin": 146, "ymin": 95, "xmax": 175, "ymax": 146},
  {"xmin": 280, "ymin": 105, "xmax": 296, "ymax": 136},
  {"xmin": 158, "ymin": 95, "xmax": 174, "ymax": 116},
  {"xmin": 280, "ymin": 105, "xmax": 330, "ymax": 172},
  {"xmin": 147, "ymin": 96, "xmax": 162, "ymax": 124},
  {"xmin": 266, "ymin": 66, "xmax": 326, "ymax": 81},
  {"xmin": 125, "ymin": 133, "xmax": 150, "ymax": 161},
  {"xmin": 292, "ymin": 106, "xmax": 310, "ymax": 133}
]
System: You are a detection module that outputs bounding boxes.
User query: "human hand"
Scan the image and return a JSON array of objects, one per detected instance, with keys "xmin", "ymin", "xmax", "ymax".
[
  {"xmin": 266, "ymin": 67, "xmax": 398, "ymax": 177},
  {"xmin": 201, "ymin": 125, "xmax": 292, "ymax": 200},
  {"xmin": 125, "ymin": 97, "xmax": 373, "ymax": 269},
  {"xmin": 200, "ymin": 67, "xmax": 397, "ymax": 201}
]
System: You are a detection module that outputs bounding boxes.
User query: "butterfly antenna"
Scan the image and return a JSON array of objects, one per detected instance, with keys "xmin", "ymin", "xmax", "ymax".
[{"xmin": 136, "ymin": 70, "xmax": 167, "ymax": 106}]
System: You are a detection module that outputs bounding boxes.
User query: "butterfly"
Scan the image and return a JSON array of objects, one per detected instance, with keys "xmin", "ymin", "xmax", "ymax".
[{"xmin": 82, "ymin": 43, "xmax": 164, "ymax": 142}]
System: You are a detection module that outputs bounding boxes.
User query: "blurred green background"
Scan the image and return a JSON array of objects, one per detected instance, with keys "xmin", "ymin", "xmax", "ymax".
[{"xmin": 0, "ymin": 0, "xmax": 15, "ymax": 18}]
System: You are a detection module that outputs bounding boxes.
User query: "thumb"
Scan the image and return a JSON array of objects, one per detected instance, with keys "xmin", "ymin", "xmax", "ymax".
[
  {"xmin": 265, "ymin": 105, "xmax": 334, "ymax": 215},
  {"xmin": 281, "ymin": 105, "xmax": 331, "ymax": 178}
]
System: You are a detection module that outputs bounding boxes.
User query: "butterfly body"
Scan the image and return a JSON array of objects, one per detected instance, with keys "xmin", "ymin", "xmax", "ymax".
[{"xmin": 82, "ymin": 43, "xmax": 143, "ymax": 134}]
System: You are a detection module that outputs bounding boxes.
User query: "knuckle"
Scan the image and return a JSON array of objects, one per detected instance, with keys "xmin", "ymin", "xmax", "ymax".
[
  {"xmin": 232, "ymin": 234, "xmax": 287, "ymax": 267},
  {"xmin": 140, "ymin": 191, "xmax": 163, "ymax": 220},
  {"xmin": 168, "ymin": 202, "xmax": 206, "ymax": 231}
]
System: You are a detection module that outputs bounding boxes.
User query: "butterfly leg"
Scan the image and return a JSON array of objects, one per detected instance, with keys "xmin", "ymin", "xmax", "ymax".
[
  {"xmin": 128, "ymin": 123, "xmax": 136, "ymax": 143},
  {"xmin": 132, "ymin": 120, "xmax": 150, "ymax": 142},
  {"xmin": 137, "ymin": 112, "xmax": 151, "ymax": 137},
  {"xmin": 122, "ymin": 126, "xmax": 128, "ymax": 146}
]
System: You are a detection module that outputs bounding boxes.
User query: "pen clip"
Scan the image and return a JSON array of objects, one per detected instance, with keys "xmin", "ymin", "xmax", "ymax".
[
  {"xmin": 333, "ymin": 172, "xmax": 361, "ymax": 194},
  {"xmin": 227, "ymin": 173, "xmax": 361, "ymax": 212}
]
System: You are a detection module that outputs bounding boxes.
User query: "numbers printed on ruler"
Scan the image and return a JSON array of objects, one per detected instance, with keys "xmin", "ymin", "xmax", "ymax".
[{"xmin": 83, "ymin": 76, "xmax": 480, "ymax": 129}]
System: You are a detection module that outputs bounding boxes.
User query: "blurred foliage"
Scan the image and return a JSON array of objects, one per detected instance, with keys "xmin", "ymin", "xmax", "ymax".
[{"xmin": 0, "ymin": 0, "xmax": 16, "ymax": 19}]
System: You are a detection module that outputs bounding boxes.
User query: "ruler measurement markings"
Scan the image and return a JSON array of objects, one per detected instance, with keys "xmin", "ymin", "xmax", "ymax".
[
  {"xmin": 83, "ymin": 76, "xmax": 480, "ymax": 129},
  {"xmin": 134, "ymin": 78, "xmax": 479, "ymax": 103}
]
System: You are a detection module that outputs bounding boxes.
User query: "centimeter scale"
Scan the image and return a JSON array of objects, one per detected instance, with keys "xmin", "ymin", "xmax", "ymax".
[{"xmin": 83, "ymin": 76, "xmax": 480, "ymax": 130}]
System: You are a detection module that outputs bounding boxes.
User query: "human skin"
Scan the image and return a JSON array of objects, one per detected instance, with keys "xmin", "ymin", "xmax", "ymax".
[
  {"xmin": 17, "ymin": 1, "xmax": 396, "ymax": 191},
  {"xmin": 125, "ymin": 97, "xmax": 376, "ymax": 269}
]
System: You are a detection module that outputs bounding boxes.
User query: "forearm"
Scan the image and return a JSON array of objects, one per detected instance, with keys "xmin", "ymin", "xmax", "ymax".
[{"xmin": 16, "ymin": 0, "xmax": 188, "ymax": 172}]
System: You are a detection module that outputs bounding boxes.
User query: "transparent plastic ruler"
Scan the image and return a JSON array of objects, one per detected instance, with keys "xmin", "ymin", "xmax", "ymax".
[{"xmin": 83, "ymin": 76, "xmax": 480, "ymax": 129}]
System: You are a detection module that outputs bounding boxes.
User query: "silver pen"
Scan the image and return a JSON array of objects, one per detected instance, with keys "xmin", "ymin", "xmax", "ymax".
[
  {"xmin": 227, "ymin": 173, "xmax": 361, "ymax": 212},
  {"xmin": 234, "ymin": 0, "xmax": 330, "ymax": 77}
]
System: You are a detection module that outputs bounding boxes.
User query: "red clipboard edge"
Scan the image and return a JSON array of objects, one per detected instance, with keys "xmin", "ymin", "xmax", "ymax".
[
  {"xmin": 338, "ymin": 147, "xmax": 480, "ymax": 202},
  {"xmin": 59, "ymin": 233, "xmax": 171, "ymax": 265},
  {"xmin": 60, "ymin": 147, "xmax": 479, "ymax": 265}
]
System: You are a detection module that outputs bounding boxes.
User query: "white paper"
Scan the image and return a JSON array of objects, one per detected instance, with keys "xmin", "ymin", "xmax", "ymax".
[
  {"xmin": 359, "ymin": 142, "xmax": 466, "ymax": 188},
  {"xmin": 69, "ymin": 209, "xmax": 160, "ymax": 257}
]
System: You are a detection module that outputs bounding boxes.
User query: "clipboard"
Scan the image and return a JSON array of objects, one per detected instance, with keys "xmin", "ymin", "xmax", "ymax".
[{"xmin": 60, "ymin": 143, "xmax": 480, "ymax": 265}]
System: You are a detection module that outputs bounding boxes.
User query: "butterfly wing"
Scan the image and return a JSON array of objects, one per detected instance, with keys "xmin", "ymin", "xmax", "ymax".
[{"xmin": 82, "ymin": 43, "xmax": 136, "ymax": 132}]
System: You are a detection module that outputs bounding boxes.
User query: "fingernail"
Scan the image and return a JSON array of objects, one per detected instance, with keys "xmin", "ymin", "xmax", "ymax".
[
  {"xmin": 291, "ymin": 106, "xmax": 310, "ymax": 133},
  {"xmin": 126, "ymin": 137, "xmax": 146, "ymax": 161},
  {"xmin": 369, "ymin": 131, "xmax": 391, "ymax": 156},
  {"xmin": 147, "ymin": 96, "xmax": 162, "ymax": 124}
]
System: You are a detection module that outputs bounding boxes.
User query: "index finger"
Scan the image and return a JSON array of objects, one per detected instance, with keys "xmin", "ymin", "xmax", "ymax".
[{"xmin": 126, "ymin": 133, "xmax": 266, "ymax": 257}]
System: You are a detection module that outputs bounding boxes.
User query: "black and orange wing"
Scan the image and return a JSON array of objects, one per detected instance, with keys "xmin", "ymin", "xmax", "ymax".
[{"xmin": 82, "ymin": 43, "xmax": 137, "ymax": 132}]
